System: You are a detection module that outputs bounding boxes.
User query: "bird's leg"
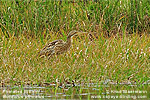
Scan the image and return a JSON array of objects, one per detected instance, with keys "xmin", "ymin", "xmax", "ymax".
[
  {"xmin": 48, "ymin": 54, "xmax": 54, "ymax": 60},
  {"xmin": 48, "ymin": 56, "xmax": 51, "ymax": 60}
]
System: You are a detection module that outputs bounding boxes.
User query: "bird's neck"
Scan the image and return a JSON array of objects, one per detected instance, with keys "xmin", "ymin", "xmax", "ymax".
[{"xmin": 66, "ymin": 37, "xmax": 71, "ymax": 47}]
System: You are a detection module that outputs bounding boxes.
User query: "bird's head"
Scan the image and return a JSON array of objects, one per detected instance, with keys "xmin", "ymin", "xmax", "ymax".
[{"xmin": 67, "ymin": 30, "xmax": 87, "ymax": 38}]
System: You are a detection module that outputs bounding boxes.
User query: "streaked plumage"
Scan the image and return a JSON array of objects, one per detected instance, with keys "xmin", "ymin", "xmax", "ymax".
[{"xmin": 38, "ymin": 30, "xmax": 86, "ymax": 58}]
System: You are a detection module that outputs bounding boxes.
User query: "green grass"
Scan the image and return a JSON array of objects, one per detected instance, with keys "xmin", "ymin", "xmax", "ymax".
[
  {"xmin": 1, "ymin": 33, "xmax": 150, "ymax": 86},
  {"xmin": 0, "ymin": 0, "xmax": 150, "ymax": 38},
  {"xmin": 0, "ymin": 0, "xmax": 150, "ymax": 88}
]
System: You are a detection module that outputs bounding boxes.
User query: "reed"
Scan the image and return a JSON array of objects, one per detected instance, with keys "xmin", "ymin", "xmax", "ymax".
[
  {"xmin": 0, "ymin": 0, "xmax": 149, "ymax": 38},
  {"xmin": 0, "ymin": 0, "xmax": 150, "ymax": 89},
  {"xmin": 1, "ymin": 33, "xmax": 150, "ymax": 86}
]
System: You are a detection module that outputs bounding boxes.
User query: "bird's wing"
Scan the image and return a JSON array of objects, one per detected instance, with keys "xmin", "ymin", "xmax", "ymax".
[
  {"xmin": 40, "ymin": 39, "xmax": 63, "ymax": 51},
  {"xmin": 38, "ymin": 39, "xmax": 64, "ymax": 57}
]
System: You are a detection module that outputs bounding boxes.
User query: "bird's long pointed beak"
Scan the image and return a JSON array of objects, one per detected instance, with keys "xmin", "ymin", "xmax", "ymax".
[
  {"xmin": 77, "ymin": 31, "xmax": 88, "ymax": 35},
  {"xmin": 79, "ymin": 31, "xmax": 88, "ymax": 33},
  {"xmin": 70, "ymin": 31, "xmax": 88, "ymax": 37}
]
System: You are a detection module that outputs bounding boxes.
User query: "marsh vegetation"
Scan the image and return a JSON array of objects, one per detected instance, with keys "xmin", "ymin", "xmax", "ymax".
[{"xmin": 0, "ymin": 0, "xmax": 150, "ymax": 99}]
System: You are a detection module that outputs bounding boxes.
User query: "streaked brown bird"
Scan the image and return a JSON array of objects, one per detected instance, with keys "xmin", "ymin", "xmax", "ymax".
[{"xmin": 38, "ymin": 30, "xmax": 87, "ymax": 59}]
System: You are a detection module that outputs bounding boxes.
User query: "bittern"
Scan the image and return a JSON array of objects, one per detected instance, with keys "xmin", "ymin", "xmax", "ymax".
[{"xmin": 38, "ymin": 30, "xmax": 87, "ymax": 58}]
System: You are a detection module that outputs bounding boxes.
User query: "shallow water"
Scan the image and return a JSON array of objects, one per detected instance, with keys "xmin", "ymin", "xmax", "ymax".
[{"xmin": 0, "ymin": 82, "xmax": 149, "ymax": 99}]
